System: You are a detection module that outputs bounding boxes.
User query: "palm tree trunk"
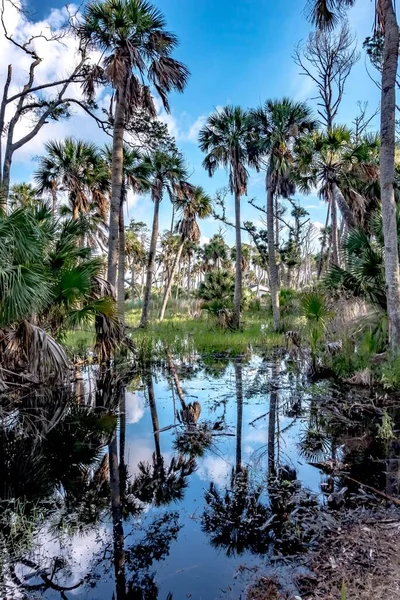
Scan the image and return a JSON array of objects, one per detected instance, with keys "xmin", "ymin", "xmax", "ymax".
[
  {"xmin": 130, "ymin": 263, "xmax": 135, "ymax": 301},
  {"xmin": 175, "ymin": 258, "xmax": 181, "ymax": 301},
  {"xmin": 117, "ymin": 203, "xmax": 125, "ymax": 323},
  {"xmin": 108, "ymin": 94, "xmax": 126, "ymax": 288},
  {"xmin": 330, "ymin": 191, "xmax": 339, "ymax": 266},
  {"xmin": 317, "ymin": 201, "xmax": 331, "ymax": 279},
  {"xmin": 140, "ymin": 194, "xmax": 161, "ymax": 328},
  {"xmin": 380, "ymin": 0, "xmax": 400, "ymax": 352},
  {"xmin": 268, "ymin": 360, "xmax": 279, "ymax": 476},
  {"xmin": 108, "ymin": 431, "xmax": 125, "ymax": 599},
  {"xmin": 159, "ymin": 240, "xmax": 184, "ymax": 321},
  {"xmin": 267, "ymin": 169, "xmax": 280, "ymax": 330},
  {"xmin": 187, "ymin": 253, "xmax": 191, "ymax": 300},
  {"xmin": 233, "ymin": 361, "xmax": 243, "ymax": 474},
  {"xmin": 332, "ymin": 182, "xmax": 355, "ymax": 229},
  {"xmin": 232, "ymin": 185, "xmax": 242, "ymax": 330}
]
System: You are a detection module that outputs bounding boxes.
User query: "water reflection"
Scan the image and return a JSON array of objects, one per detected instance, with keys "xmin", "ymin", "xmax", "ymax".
[{"xmin": 1, "ymin": 356, "xmax": 400, "ymax": 599}]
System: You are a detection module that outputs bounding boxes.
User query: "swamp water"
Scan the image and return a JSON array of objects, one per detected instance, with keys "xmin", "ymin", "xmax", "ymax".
[{"xmin": 1, "ymin": 353, "xmax": 400, "ymax": 599}]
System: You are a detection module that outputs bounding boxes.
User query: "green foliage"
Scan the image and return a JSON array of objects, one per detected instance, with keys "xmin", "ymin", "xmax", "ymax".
[
  {"xmin": 377, "ymin": 410, "xmax": 396, "ymax": 443},
  {"xmin": 300, "ymin": 292, "xmax": 333, "ymax": 369},
  {"xmin": 325, "ymin": 210, "xmax": 400, "ymax": 310},
  {"xmin": 381, "ymin": 355, "xmax": 400, "ymax": 391},
  {"xmin": 198, "ymin": 270, "xmax": 235, "ymax": 302}
]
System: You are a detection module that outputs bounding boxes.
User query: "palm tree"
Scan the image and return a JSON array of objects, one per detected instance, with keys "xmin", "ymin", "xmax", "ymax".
[
  {"xmin": 199, "ymin": 106, "xmax": 252, "ymax": 330},
  {"xmin": 159, "ymin": 185, "xmax": 212, "ymax": 321},
  {"xmin": 34, "ymin": 138, "xmax": 109, "ymax": 225},
  {"xmin": 9, "ymin": 183, "xmax": 39, "ymax": 210},
  {"xmin": 203, "ymin": 233, "xmax": 230, "ymax": 271},
  {"xmin": 249, "ymin": 99, "xmax": 315, "ymax": 330},
  {"xmin": 295, "ymin": 126, "xmax": 379, "ymax": 265},
  {"xmin": 79, "ymin": 0, "xmax": 189, "ymax": 289},
  {"xmin": 103, "ymin": 146, "xmax": 151, "ymax": 321},
  {"xmin": 308, "ymin": 0, "xmax": 400, "ymax": 351},
  {"xmin": 140, "ymin": 151, "xmax": 187, "ymax": 328},
  {"xmin": 125, "ymin": 229, "xmax": 145, "ymax": 300}
]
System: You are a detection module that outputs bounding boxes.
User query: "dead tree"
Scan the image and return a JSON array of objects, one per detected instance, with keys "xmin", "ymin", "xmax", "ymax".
[
  {"xmin": 294, "ymin": 22, "xmax": 359, "ymax": 268},
  {"xmin": 0, "ymin": 0, "xmax": 95, "ymax": 209}
]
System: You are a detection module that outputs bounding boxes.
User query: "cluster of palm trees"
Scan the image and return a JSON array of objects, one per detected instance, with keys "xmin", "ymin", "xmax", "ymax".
[{"xmin": 1, "ymin": 0, "xmax": 399, "ymax": 353}]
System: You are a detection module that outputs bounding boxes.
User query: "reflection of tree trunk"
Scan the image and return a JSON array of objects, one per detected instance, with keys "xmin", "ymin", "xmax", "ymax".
[
  {"xmin": 386, "ymin": 434, "xmax": 400, "ymax": 497},
  {"xmin": 146, "ymin": 371, "xmax": 161, "ymax": 464},
  {"xmin": 167, "ymin": 352, "xmax": 187, "ymax": 410},
  {"xmin": 108, "ymin": 431, "xmax": 125, "ymax": 599},
  {"xmin": 268, "ymin": 358, "xmax": 280, "ymax": 476},
  {"xmin": 119, "ymin": 388, "xmax": 126, "ymax": 502},
  {"xmin": 234, "ymin": 361, "xmax": 243, "ymax": 474}
]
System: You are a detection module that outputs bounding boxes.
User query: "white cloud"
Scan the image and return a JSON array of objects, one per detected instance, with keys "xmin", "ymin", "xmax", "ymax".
[
  {"xmin": 312, "ymin": 220, "xmax": 325, "ymax": 230},
  {"xmin": 197, "ymin": 455, "xmax": 232, "ymax": 487},
  {"xmin": 200, "ymin": 235, "xmax": 210, "ymax": 245},
  {"xmin": 125, "ymin": 390, "xmax": 145, "ymax": 424},
  {"xmin": 1, "ymin": 1, "xmax": 108, "ymax": 172},
  {"xmin": 186, "ymin": 114, "xmax": 207, "ymax": 142}
]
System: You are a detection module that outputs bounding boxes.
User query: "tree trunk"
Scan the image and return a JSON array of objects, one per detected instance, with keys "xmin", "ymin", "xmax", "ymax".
[
  {"xmin": 187, "ymin": 253, "xmax": 191, "ymax": 300},
  {"xmin": 233, "ymin": 361, "xmax": 243, "ymax": 474},
  {"xmin": 146, "ymin": 371, "xmax": 162, "ymax": 464},
  {"xmin": 108, "ymin": 94, "xmax": 126, "ymax": 288},
  {"xmin": 380, "ymin": 0, "xmax": 400, "ymax": 352},
  {"xmin": 175, "ymin": 258, "xmax": 181, "ymax": 301},
  {"xmin": 108, "ymin": 431, "xmax": 125, "ymax": 599},
  {"xmin": 130, "ymin": 263, "xmax": 135, "ymax": 301},
  {"xmin": 332, "ymin": 182, "xmax": 355, "ymax": 229},
  {"xmin": 117, "ymin": 203, "xmax": 125, "ymax": 323},
  {"xmin": 140, "ymin": 194, "xmax": 161, "ymax": 328},
  {"xmin": 267, "ymin": 169, "xmax": 280, "ymax": 330},
  {"xmin": 330, "ymin": 191, "xmax": 339, "ymax": 266},
  {"xmin": 232, "ymin": 185, "xmax": 242, "ymax": 330},
  {"xmin": 159, "ymin": 240, "xmax": 184, "ymax": 321},
  {"xmin": 318, "ymin": 201, "xmax": 331, "ymax": 279}
]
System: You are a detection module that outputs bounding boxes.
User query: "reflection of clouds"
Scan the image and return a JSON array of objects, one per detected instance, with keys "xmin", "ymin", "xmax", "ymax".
[
  {"xmin": 12, "ymin": 526, "xmax": 109, "ymax": 594},
  {"xmin": 197, "ymin": 455, "xmax": 232, "ymax": 487},
  {"xmin": 125, "ymin": 391, "xmax": 145, "ymax": 424},
  {"xmin": 126, "ymin": 437, "xmax": 154, "ymax": 476},
  {"xmin": 244, "ymin": 428, "xmax": 267, "ymax": 444}
]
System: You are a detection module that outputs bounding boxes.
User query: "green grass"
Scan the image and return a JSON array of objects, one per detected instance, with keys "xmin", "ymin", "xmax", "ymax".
[{"xmin": 126, "ymin": 305, "xmax": 284, "ymax": 359}]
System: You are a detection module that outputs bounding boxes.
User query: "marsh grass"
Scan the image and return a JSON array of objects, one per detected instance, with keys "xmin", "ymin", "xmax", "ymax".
[{"xmin": 126, "ymin": 306, "xmax": 284, "ymax": 359}]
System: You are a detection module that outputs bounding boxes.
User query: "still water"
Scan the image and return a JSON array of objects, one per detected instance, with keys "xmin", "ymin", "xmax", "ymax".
[{"xmin": 1, "ymin": 354, "xmax": 398, "ymax": 599}]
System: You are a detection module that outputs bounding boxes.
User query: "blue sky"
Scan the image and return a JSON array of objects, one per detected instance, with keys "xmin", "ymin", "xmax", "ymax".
[{"xmin": 7, "ymin": 0, "xmax": 380, "ymax": 245}]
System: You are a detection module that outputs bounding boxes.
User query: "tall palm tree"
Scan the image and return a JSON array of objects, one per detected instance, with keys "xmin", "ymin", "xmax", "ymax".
[
  {"xmin": 140, "ymin": 151, "xmax": 187, "ymax": 328},
  {"xmin": 308, "ymin": 0, "xmax": 400, "ymax": 351},
  {"xmin": 103, "ymin": 146, "xmax": 151, "ymax": 321},
  {"xmin": 199, "ymin": 106, "xmax": 252, "ymax": 330},
  {"xmin": 249, "ymin": 99, "xmax": 315, "ymax": 330},
  {"xmin": 79, "ymin": 0, "xmax": 189, "ymax": 290},
  {"xmin": 159, "ymin": 185, "xmax": 212, "ymax": 321},
  {"xmin": 34, "ymin": 138, "xmax": 109, "ymax": 224}
]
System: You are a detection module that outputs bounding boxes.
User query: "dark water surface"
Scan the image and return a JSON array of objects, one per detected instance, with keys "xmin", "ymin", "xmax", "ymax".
[{"xmin": 1, "ymin": 354, "xmax": 399, "ymax": 599}]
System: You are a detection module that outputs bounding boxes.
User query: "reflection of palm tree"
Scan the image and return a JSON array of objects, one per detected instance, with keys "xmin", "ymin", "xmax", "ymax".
[
  {"xmin": 202, "ymin": 470, "xmax": 270, "ymax": 557},
  {"xmin": 130, "ymin": 371, "xmax": 195, "ymax": 506},
  {"xmin": 202, "ymin": 360, "xmax": 270, "ymax": 556},
  {"xmin": 234, "ymin": 360, "xmax": 244, "ymax": 473},
  {"xmin": 268, "ymin": 357, "xmax": 280, "ymax": 476}
]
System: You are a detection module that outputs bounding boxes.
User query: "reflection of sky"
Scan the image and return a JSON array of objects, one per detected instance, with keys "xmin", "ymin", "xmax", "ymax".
[{"xmin": 11, "ymin": 356, "xmax": 327, "ymax": 600}]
